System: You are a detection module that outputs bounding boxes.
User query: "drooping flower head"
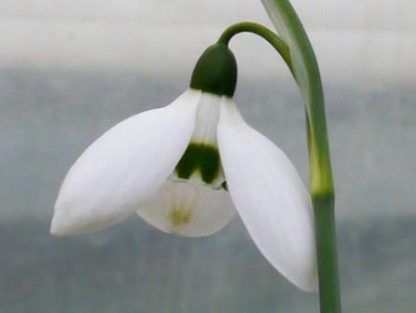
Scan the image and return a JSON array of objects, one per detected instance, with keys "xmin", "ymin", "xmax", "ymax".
[{"xmin": 51, "ymin": 42, "xmax": 317, "ymax": 291}]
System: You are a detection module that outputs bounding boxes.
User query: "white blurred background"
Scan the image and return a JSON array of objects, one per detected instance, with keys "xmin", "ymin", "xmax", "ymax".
[
  {"xmin": 1, "ymin": 1, "xmax": 416, "ymax": 313},
  {"xmin": 1, "ymin": 0, "xmax": 415, "ymax": 82}
]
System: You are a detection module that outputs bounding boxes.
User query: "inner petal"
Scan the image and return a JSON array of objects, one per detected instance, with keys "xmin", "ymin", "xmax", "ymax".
[
  {"xmin": 191, "ymin": 91, "xmax": 221, "ymax": 143},
  {"xmin": 137, "ymin": 176, "xmax": 235, "ymax": 237},
  {"xmin": 175, "ymin": 91, "xmax": 226, "ymax": 186}
]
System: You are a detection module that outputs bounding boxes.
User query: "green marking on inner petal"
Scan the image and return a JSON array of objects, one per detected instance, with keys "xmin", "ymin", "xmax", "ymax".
[
  {"xmin": 175, "ymin": 143, "xmax": 221, "ymax": 184},
  {"xmin": 221, "ymin": 181, "xmax": 228, "ymax": 191},
  {"xmin": 170, "ymin": 207, "xmax": 192, "ymax": 227}
]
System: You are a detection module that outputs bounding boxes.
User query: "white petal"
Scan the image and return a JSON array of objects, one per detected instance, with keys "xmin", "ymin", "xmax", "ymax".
[
  {"xmin": 217, "ymin": 99, "xmax": 317, "ymax": 291},
  {"xmin": 191, "ymin": 92, "xmax": 221, "ymax": 144},
  {"xmin": 137, "ymin": 176, "xmax": 235, "ymax": 237},
  {"xmin": 51, "ymin": 90, "xmax": 201, "ymax": 235}
]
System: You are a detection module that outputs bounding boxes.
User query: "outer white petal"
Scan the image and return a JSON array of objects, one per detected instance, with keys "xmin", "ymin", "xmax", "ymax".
[
  {"xmin": 137, "ymin": 176, "xmax": 234, "ymax": 237},
  {"xmin": 217, "ymin": 99, "xmax": 317, "ymax": 292},
  {"xmin": 51, "ymin": 90, "xmax": 201, "ymax": 235}
]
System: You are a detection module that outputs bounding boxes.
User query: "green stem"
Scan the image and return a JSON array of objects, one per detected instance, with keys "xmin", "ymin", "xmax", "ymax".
[
  {"xmin": 313, "ymin": 195, "xmax": 341, "ymax": 313},
  {"xmin": 261, "ymin": 1, "xmax": 341, "ymax": 313},
  {"xmin": 218, "ymin": 22, "xmax": 294, "ymax": 76}
]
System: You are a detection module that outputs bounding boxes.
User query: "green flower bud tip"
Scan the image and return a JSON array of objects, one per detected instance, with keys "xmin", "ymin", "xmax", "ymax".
[{"xmin": 190, "ymin": 43, "xmax": 237, "ymax": 97}]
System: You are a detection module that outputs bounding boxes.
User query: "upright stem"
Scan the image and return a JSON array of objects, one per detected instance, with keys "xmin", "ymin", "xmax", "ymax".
[
  {"xmin": 313, "ymin": 195, "xmax": 340, "ymax": 313},
  {"xmin": 260, "ymin": 1, "xmax": 341, "ymax": 313}
]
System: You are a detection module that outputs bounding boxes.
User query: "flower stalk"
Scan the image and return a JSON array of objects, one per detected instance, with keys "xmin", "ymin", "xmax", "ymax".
[
  {"xmin": 218, "ymin": 22, "xmax": 293, "ymax": 75},
  {"xmin": 260, "ymin": 1, "xmax": 341, "ymax": 313}
]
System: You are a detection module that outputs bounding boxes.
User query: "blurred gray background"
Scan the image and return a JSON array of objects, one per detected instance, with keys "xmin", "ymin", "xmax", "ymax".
[{"xmin": 1, "ymin": 1, "xmax": 415, "ymax": 313}]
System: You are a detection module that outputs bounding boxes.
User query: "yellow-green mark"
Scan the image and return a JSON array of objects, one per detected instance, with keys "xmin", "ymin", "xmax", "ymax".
[{"xmin": 170, "ymin": 208, "xmax": 192, "ymax": 227}]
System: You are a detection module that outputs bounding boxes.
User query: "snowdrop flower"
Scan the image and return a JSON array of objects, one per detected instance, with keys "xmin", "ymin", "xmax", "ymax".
[{"xmin": 51, "ymin": 43, "xmax": 317, "ymax": 291}]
